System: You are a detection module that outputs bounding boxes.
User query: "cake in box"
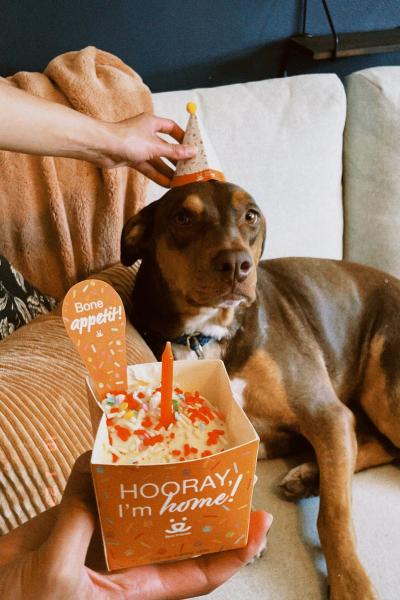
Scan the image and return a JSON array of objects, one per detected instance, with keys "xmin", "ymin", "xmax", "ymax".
[
  {"xmin": 87, "ymin": 359, "xmax": 259, "ymax": 570},
  {"xmin": 63, "ymin": 278, "xmax": 259, "ymax": 571},
  {"xmin": 100, "ymin": 364, "xmax": 231, "ymax": 465}
]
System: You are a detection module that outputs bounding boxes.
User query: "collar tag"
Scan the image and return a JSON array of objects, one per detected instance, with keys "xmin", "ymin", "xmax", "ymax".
[
  {"xmin": 187, "ymin": 335, "xmax": 206, "ymax": 359},
  {"xmin": 172, "ymin": 333, "xmax": 213, "ymax": 359}
]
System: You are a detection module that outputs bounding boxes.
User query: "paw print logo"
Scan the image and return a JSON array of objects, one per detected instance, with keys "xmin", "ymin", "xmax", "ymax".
[{"xmin": 164, "ymin": 517, "xmax": 192, "ymax": 536}]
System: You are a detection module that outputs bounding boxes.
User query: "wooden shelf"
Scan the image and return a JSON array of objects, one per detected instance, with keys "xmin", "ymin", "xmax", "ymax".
[{"xmin": 289, "ymin": 28, "xmax": 400, "ymax": 60}]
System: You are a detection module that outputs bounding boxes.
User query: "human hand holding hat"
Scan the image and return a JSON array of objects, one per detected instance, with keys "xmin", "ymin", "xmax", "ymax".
[
  {"xmin": 105, "ymin": 101, "xmax": 226, "ymax": 188},
  {"xmin": 100, "ymin": 112, "xmax": 197, "ymax": 186}
]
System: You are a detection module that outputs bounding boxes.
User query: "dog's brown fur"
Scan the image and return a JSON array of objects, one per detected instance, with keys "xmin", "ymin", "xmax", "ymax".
[{"xmin": 121, "ymin": 180, "xmax": 400, "ymax": 600}]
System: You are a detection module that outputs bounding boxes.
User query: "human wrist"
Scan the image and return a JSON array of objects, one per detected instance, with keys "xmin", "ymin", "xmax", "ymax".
[{"xmin": 60, "ymin": 115, "xmax": 121, "ymax": 167}]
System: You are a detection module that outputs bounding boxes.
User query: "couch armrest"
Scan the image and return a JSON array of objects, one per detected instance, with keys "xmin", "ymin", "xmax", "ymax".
[{"xmin": 344, "ymin": 67, "xmax": 400, "ymax": 277}]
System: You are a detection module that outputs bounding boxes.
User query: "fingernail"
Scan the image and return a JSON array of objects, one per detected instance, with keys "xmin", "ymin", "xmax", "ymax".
[
  {"xmin": 182, "ymin": 144, "xmax": 197, "ymax": 158},
  {"xmin": 266, "ymin": 513, "xmax": 274, "ymax": 528}
]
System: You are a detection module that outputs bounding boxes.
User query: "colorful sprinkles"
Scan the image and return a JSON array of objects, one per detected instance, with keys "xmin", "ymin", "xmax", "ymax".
[{"xmin": 101, "ymin": 384, "xmax": 230, "ymax": 465}]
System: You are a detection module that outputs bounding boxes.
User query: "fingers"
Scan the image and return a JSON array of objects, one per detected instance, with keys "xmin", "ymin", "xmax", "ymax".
[
  {"xmin": 108, "ymin": 511, "xmax": 272, "ymax": 600},
  {"xmin": 165, "ymin": 511, "xmax": 272, "ymax": 598},
  {"xmin": 40, "ymin": 451, "xmax": 96, "ymax": 574},
  {"xmin": 152, "ymin": 115, "xmax": 197, "ymax": 161},
  {"xmin": 150, "ymin": 157, "xmax": 174, "ymax": 180},
  {"xmin": 119, "ymin": 113, "xmax": 196, "ymax": 182},
  {"xmin": 152, "ymin": 117, "xmax": 185, "ymax": 143},
  {"xmin": 234, "ymin": 510, "xmax": 273, "ymax": 563},
  {"xmin": 157, "ymin": 138, "xmax": 196, "ymax": 162},
  {"xmin": 194, "ymin": 510, "xmax": 273, "ymax": 591},
  {"xmin": 135, "ymin": 161, "xmax": 171, "ymax": 187}
]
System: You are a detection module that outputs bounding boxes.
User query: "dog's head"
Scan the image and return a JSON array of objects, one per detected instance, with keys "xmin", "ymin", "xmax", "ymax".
[{"xmin": 121, "ymin": 181, "xmax": 266, "ymax": 309}]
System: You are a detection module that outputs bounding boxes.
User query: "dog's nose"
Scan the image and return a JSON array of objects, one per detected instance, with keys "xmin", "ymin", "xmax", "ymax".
[{"xmin": 212, "ymin": 249, "xmax": 253, "ymax": 282}]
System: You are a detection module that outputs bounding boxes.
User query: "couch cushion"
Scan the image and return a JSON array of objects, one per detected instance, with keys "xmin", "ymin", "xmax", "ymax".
[
  {"xmin": 0, "ymin": 263, "xmax": 154, "ymax": 534},
  {"xmin": 149, "ymin": 74, "xmax": 346, "ymax": 260},
  {"xmin": 344, "ymin": 67, "xmax": 400, "ymax": 277}
]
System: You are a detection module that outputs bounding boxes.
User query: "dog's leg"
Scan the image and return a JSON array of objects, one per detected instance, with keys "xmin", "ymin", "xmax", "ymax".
[
  {"xmin": 360, "ymin": 334, "xmax": 400, "ymax": 451},
  {"xmin": 355, "ymin": 434, "xmax": 399, "ymax": 471},
  {"xmin": 298, "ymin": 389, "xmax": 379, "ymax": 600},
  {"xmin": 280, "ymin": 431, "xmax": 398, "ymax": 501}
]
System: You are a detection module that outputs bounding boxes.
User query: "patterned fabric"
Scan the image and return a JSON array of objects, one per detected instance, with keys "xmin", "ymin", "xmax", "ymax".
[{"xmin": 0, "ymin": 254, "xmax": 57, "ymax": 340}]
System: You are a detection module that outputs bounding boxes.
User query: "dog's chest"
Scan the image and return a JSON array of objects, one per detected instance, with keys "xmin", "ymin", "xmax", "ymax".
[{"xmin": 182, "ymin": 308, "xmax": 232, "ymax": 339}]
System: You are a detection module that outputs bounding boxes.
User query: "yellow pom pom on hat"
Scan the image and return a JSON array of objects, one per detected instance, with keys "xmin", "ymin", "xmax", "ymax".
[
  {"xmin": 171, "ymin": 101, "xmax": 225, "ymax": 187},
  {"xmin": 186, "ymin": 101, "xmax": 197, "ymax": 115}
]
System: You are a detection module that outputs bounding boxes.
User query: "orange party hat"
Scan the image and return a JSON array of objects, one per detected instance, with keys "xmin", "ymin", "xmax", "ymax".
[{"xmin": 171, "ymin": 102, "xmax": 225, "ymax": 187}]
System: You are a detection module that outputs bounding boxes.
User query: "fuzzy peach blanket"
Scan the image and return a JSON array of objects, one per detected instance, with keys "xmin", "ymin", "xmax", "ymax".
[{"xmin": 0, "ymin": 47, "xmax": 152, "ymax": 299}]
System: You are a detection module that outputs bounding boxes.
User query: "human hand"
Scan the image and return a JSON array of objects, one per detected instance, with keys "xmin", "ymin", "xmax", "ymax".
[
  {"xmin": 0, "ymin": 452, "xmax": 273, "ymax": 600},
  {"xmin": 0, "ymin": 83, "xmax": 195, "ymax": 186},
  {"xmin": 100, "ymin": 112, "xmax": 196, "ymax": 186}
]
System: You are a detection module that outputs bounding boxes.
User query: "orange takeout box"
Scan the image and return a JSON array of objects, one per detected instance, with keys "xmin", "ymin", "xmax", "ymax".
[
  {"xmin": 86, "ymin": 359, "xmax": 259, "ymax": 571},
  {"xmin": 62, "ymin": 279, "xmax": 259, "ymax": 571}
]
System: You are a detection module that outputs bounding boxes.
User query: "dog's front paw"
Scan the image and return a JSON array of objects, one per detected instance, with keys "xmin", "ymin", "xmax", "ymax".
[{"xmin": 279, "ymin": 462, "xmax": 319, "ymax": 501}]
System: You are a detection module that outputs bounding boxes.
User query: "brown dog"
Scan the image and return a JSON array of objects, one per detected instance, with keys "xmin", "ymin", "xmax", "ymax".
[{"xmin": 121, "ymin": 180, "xmax": 400, "ymax": 600}]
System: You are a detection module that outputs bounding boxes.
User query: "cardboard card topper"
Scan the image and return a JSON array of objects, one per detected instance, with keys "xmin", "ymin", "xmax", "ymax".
[{"xmin": 62, "ymin": 279, "xmax": 127, "ymax": 397}]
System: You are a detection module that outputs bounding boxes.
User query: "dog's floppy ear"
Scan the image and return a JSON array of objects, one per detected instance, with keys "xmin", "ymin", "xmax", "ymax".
[
  {"xmin": 259, "ymin": 216, "xmax": 267, "ymax": 258},
  {"xmin": 120, "ymin": 202, "xmax": 157, "ymax": 266},
  {"xmin": 251, "ymin": 209, "xmax": 267, "ymax": 263}
]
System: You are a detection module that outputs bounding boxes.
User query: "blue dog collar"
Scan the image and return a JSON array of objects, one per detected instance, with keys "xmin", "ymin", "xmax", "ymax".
[{"xmin": 172, "ymin": 333, "xmax": 213, "ymax": 359}]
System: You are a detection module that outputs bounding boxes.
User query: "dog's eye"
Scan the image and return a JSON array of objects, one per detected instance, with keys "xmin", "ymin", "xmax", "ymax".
[
  {"xmin": 245, "ymin": 209, "xmax": 259, "ymax": 224},
  {"xmin": 173, "ymin": 211, "xmax": 192, "ymax": 226}
]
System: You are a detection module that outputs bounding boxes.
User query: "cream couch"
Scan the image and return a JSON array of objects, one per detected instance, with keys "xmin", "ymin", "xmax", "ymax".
[{"xmin": 1, "ymin": 67, "xmax": 400, "ymax": 600}]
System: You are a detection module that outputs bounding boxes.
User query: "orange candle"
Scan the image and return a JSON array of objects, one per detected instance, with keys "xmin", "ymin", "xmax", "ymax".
[{"xmin": 160, "ymin": 341, "xmax": 174, "ymax": 427}]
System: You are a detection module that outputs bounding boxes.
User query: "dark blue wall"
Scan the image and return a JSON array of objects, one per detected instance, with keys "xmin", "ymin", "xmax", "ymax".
[{"xmin": 1, "ymin": 1, "xmax": 399, "ymax": 92}]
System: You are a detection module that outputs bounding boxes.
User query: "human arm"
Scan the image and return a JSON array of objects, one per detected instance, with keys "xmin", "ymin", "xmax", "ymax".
[{"xmin": 0, "ymin": 81, "xmax": 195, "ymax": 186}]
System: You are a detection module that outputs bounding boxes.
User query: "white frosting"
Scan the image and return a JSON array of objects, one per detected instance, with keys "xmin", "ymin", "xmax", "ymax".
[{"xmin": 100, "ymin": 376, "xmax": 230, "ymax": 465}]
